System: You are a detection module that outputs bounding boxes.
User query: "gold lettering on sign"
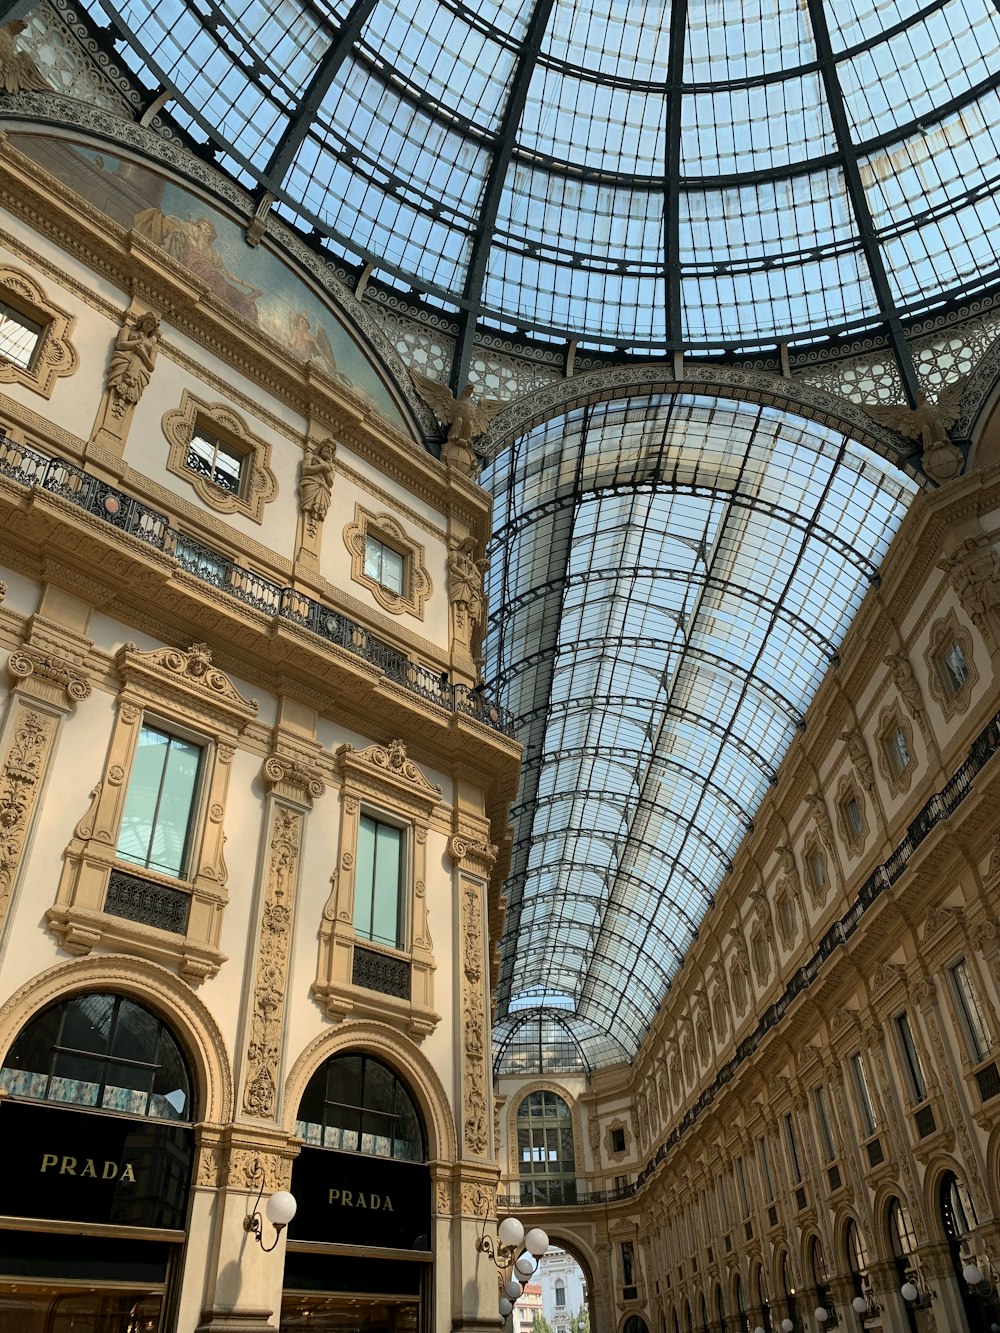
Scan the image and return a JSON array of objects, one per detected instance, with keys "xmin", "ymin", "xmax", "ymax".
[
  {"xmin": 40, "ymin": 1153, "xmax": 136, "ymax": 1181},
  {"xmin": 327, "ymin": 1187, "xmax": 394, "ymax": 1211}
]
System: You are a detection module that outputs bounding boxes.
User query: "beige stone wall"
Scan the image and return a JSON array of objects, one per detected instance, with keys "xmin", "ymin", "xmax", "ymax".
[
  {"xmin": 496, "ymin": 465, "xmax": 1000, "ymax": 1333},
  {"xmin": 0, "ymin": 141, "xmax": 517, "ymax": 1333}
]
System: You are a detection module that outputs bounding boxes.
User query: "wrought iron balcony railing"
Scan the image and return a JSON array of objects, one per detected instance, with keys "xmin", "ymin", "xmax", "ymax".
[{"xmin": 0, "ymin": 436, "xmax": 513, "ymax": 735}]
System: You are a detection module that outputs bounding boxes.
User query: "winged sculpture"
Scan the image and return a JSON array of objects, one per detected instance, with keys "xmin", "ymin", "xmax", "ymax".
[
  {"xmin": 410, "ymin": 372, "xmax": 504, "ymax": 475},
  {"xmin": 864, "ymin": 377, "xmax": 966, "ymax": 483},
  {"xmin": 0, "ymin": 20, "xmax": 49, "ymax": 94}
]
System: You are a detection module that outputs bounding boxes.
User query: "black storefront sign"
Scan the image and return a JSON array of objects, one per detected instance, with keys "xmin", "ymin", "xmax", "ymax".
[
  {"xmin": 289, "ymin": 1147, "xmax": 430, "ymax": 1251},
  {"xmin": 2, "ymin": 1100, "xmax": 193, "ymax": 1231}
]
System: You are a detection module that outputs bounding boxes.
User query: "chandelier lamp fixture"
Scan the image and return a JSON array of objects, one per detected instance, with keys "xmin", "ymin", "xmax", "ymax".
[{"xmin": 476, "ymin": 1214, "xmax": 550, "ymax": 1322}]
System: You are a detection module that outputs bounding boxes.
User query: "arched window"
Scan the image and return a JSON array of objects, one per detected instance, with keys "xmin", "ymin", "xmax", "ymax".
[
  {"xmin": 0, "ymin": 992, "xmax": 192, "ymax": 1120},
  {"xmin": 780, "ymin": 1251, "xmax": 798, "ymax": 1330},
  {"xmin": 555, "ymin": 1278, "xmax": 566, "ymax": 1308},
  {"xmin": 296, "ymin": 1052, "xmax": 425, "ymax": 1161},
  {"xmin": 516, "ymin": 1089, "xmax": 576, "ymax": 1204},
  {"xmin": 753, "ymin": 1262, "xmax": 771, "ymax": 1330},
  {"xmin": 940, "ymin": 1170, "xmax": 982, "ymax": 1331},
  {"xmin": 624, "ymin": 1319, "xmax": 650, "ymax": 1333},
  {"xmin": 845, "ymin": 1219, "xmax": 873, "ymax": 1311},
  {"xmin": 888, "ymin": 1198, "xmax": 920, "ymax": 1333},
  {"xmin": 811, "ymin": 1237, "xmax": 833, "ymax": 1317}
]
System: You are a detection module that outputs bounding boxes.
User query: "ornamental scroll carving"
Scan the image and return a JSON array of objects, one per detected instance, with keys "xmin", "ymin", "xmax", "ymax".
[
  {"xmin": 938, "ymin": 536, "xmax": 1000, "ymax": 651},
  {"xmin": 242, "ymin": 806, "xmax": 303, "ymax": 1119},
  {"xmin": 117, "ymin": 641, "xmax": 259, "ymax": 718},
  {"xmin": 337, "ymin": 739, "xmax": 441, "ymax": 798},
  {"xmin": 262, "ymin": 753, "xmax": 325, "ymax": 806},
  {"xmin": 462, "ymin": 881, "xmax": 489, "ymax": 1156},
  {"xmin": 0, "ymin": 707, "xmax": 55, "ymax": 933},
  {"xmin": 7, "ymin": 647, "xmax": 91, "ymax": 705}
]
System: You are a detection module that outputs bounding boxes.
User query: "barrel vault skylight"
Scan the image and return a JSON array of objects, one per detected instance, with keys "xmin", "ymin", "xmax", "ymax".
[{"xmin": 482, "ymin": 396, "xmax": 917, "ymax": 1066}]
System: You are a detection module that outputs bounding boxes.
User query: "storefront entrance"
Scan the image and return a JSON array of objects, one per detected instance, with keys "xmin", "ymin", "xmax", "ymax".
[{"xmin": 278, "ymin": 1293, "xmax": 419, "ymax": 1330}]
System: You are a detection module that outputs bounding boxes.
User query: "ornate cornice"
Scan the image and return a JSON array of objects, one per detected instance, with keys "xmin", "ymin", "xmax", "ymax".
[{"xmin": 114, "ymin": 640, "xmax": 258, "ymax": 727}]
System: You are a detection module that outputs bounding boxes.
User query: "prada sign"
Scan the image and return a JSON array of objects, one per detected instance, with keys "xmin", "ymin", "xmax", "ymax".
[
  {"xmin": 290, "ymin": 1147, "xmax": 430, "ymax": 1250},
  {"xmin": 3, "ymin": 1100, "xmax": 193, "ymax": 1231}
]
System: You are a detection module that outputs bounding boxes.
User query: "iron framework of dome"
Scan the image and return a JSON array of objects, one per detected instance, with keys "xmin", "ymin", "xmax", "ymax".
[
  {"xmin": 76, "ymin": 0, "xmax": 1000, "ymax": 398},
  {"xmin": 49, "ymin": 0, "xmax": 987, "ymax": 1066}
]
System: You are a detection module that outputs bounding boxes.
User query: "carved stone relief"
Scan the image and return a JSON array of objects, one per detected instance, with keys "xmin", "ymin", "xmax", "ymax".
[
  {"xmin": 462, "ymin": 880, "xmax": 489, "ymax": 1157},
  {"xmin": 0, "ymin": 705, "xmax": 56, "ymax": 933},
  {"xmin": 242, "ymin": 806, "xmax": 303, "ymax": 1120}
]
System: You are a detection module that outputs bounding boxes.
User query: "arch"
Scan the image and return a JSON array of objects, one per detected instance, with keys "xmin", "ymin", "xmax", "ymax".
[
  {"xmin": 982, "ymin": 1120, "xmax": 1000, "ymax": 1220},
  {"xmin": 483, "ymin": 364, "xmax": 922, "ymax": 481},
  {"xmin": 870, "ymin": 1181, "xmax": 919, "ymax": 1261},
  {"xmin": 920, "ymin": 1155, "xmax": 980, "ymax": 1243},
  {"xmin": 505, "ymin": 1077, "xmax": 586, "ymax": 1182},
  {"xmin": 282, "ymin": 1019, "xmax": 457, "ymax": 1163},
  {"xmin": 0, "ymin": 956, "xmax": 232, "ymax": 1124}
]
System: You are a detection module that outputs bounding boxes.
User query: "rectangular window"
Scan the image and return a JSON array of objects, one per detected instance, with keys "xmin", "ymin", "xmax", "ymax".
[
  {"xmin": 784, "ymin": 1112, "xmax": 802, "ymax": 1183},
  {"xmin": 611, "ymin": 1126, "xmax": 626, "ymax": 1153},
  {"xmin": 757, "ymin": 1135, "xmax": 774, "ymax": 1202},
  {"xmin": 808, "ymin": 848, "xmax": 826, "ymax": 892},
  {"xmin": 851, "ymin": 1052, "xmax": 878, "ymax": 1136},
  {"xmin": 951, "ymin": 958, "xmax": 991, "ymax": 1061},
  {"xmin": 621, "ymin": 1241, "xmax": 635, "ymax": 1287},
  {"xmin": 716, "ymin": 1172, "xmax": 731, "ymax": 1231},
  {"xmin": 353, "ymin": 814, "xmax": 404, "ymax": 949},
  {"xmin": 186, "ymin": 426, "xmax": 246, "ymax": 495},
  {"xmin": 941, "ymin": 640, "xmax": 970, "ymax": 696},
  {"xmin": 116, "ymin": 723, "xmax": 203, "ymax": 879},
  {"xmin": 735, "ymin": 1155, "xmax": 751, "ymax": 1218},
  {"xmin": 0, "ymin": 298, "xmax": 44, "ymax": 369},
  {"xmin": 885, "ymin": 727, "xmax": 912, "ymax": 777},
  {"xmin": 843, "ymin": 795, "xmax": 863, "ymax": 840},
  {"xmin": 813, "ymin": 1084, "xmax": 836, "ymax": 1162},
  {"xmin": 555, "ymin": 1286, "xmax": 566, "ymax": 1307},
  {"xmin": 894, "ymin": 1011, "xmax": 927, "ymax": 1103},
  {"xmin": 364, "ymin": 535, "xmax": 405, "ymax": 594}
]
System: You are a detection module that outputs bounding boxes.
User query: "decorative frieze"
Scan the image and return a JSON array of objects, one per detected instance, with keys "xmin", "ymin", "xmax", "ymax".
[
  {"xmin": 242, "ymin": 806, "xmax": 303, "ymax": 1120},
  {"xmin": 462, "ymin": 879, "xmax": 489, "ymax": 1157},
  {"xmin": 0, "ymin": 704, "xmax": 55, "ymax": 933}
]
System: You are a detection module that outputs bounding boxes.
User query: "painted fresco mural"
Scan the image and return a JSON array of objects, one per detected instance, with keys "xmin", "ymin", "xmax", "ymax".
[{"xmin": 9, "ymin": 134, "xmax": 411, "ymax": 433}]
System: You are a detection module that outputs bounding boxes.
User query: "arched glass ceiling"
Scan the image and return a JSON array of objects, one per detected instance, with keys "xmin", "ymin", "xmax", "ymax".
[
  {"xmin": 481, "ymin": 394, "xmax": 918, "ymax": 1065},
  {"xmin": 80, "ymin": 0, "xmax": 1000, "ymax": 366},
  {"xmin": 494, "ymin": 1007, "xmax": 601, "ymax": 1075}
]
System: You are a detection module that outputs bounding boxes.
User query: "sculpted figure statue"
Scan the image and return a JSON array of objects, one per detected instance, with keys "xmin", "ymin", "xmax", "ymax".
[
  {"xmin": 447, "ymin": 536, "xmax": 487, "ymax": 651},
  {"xmin": 298, "ymin": 439, "xmax": 336, "ymax": 523},
  {"xmin": 107, "ymin": 312, "xmax": 160, "ymax": 419},
  {"xmin": 864, "ymin": 378, "xmax": 966, "ymax": 483},
  {"xmin": 0, "ymin": 20, "xmax": 49, "ymax": 93},
  {"xmin": 410, "ymin": 372, "xmax": 503, "ymax": 475}
]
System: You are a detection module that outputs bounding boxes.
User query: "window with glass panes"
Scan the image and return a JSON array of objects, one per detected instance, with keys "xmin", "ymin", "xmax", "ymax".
[
  {"xmin": 516, "ymin": 1089, "xmax": 576, "ymax": 1205},
  {"xmin": 884, "ymin": 725, "xmax": 912, "ymax": 777},
  {"xmin": 364, "ymin": 534, "xmax": 405, "ymax": 594},
  {"xmin": 294, "ymin": 1052, "xmax": 425, "ymax": 1160},
  {"xmin": 939, "ymin": 639, "xmax": 970, "ymax": 697},
  {"xmin": 0, "ymin": 297, "xmax": 44, "ymax": 369},
  {"xmin": 116, "ymin": 722, "xmax": 203, "ymax": 878},
  {"xmin": 185, "ymin": 425, "xmax": 247, "ymax": 495},
  {"xmin": 894, "ymin": 1011, "xmax": 927, "ymax": 1102},
  {"xmin": 813, "ymin": 1084, "xmax": 837, "ymax": 1162},
  {"xmin": 353, "ymin": 814, "xmax": 404, "ymax": 949},
  {"xmin": 850, "ymin": 1052, "xmax": 878, "ymax": 1136},
  {"xmin": 0, "ymin": 992, "xmax": 192, "ymax": 1120},
  {"xmin": 950, "ymin": 958, "xmax": 991, "ymax": 1061}
]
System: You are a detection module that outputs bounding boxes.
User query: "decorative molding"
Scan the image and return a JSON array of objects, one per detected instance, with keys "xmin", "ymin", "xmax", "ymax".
[
  {"xmin": 91, "ymin": 309, "xmax": 160, "ymax": 453},
  {"xmin": 242, "ymin": 805, "xmax": 302, "ymax": 1120},
  {"xmin": 875, "ymin": 702, "xmax": 916, "ymax": 798},
  {"xmin": 343, "ymin": 504, "xmax": 431, "ymax": 619},
  {"xmin": 6, "ymin": 644, "xmax": 90, "ymax": 706},
  {"xmin": 871, "ymin": 960, "xmax": 905, "ymax": 994},
  {"xmin": 462, "ymin": 879, "xmax": 489, "ymax": 1157},
  {"xmin": 924, "ymin": 609, "xmax": 979, "ymax": 720},
  {"xmin": 115, "ymin": 640, "xmax": 259, "ymax": 727},
  {"xmin": 883, "ymin": 651, "xmax": 930, "ymax": 741},
  {"xmin": 0, "ymin": 703, "xmax": 56, "ymax": 934},
  {"xmin": 938, "ymin": 536, "xmax": 1000, "ymax": 652},
  {"xmin": 260, "ymin": 752, "xmax": 325, "ymax": 807},
  {"xmin": 447, "ymin": 535, "xmax": 487, "ymax": 658},
  {"xmin": 336, "ymin": 739, "xmax": 441, "ymax": 809},
  {"xmin": 162, "ymin": 391, "xmax": 278, "ymax": 523},
  {"xmin": 0, "ymin": 261, "xmax": 78, "ymax": 398}
]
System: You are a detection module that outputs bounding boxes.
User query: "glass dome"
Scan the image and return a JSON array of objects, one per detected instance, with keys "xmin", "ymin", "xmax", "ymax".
[{"xmin": 79, "ymin": 0, "xmax": 1000, "ymax": 360}]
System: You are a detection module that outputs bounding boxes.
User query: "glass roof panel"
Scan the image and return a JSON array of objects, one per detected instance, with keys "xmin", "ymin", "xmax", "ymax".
[
  {"xmin": 84, "ymin": 0, "xmax": 1000, "ymax": 349},
  {"xmin": 482, "ymin": 394, "xmax": 916, "ymax": 1063}
]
